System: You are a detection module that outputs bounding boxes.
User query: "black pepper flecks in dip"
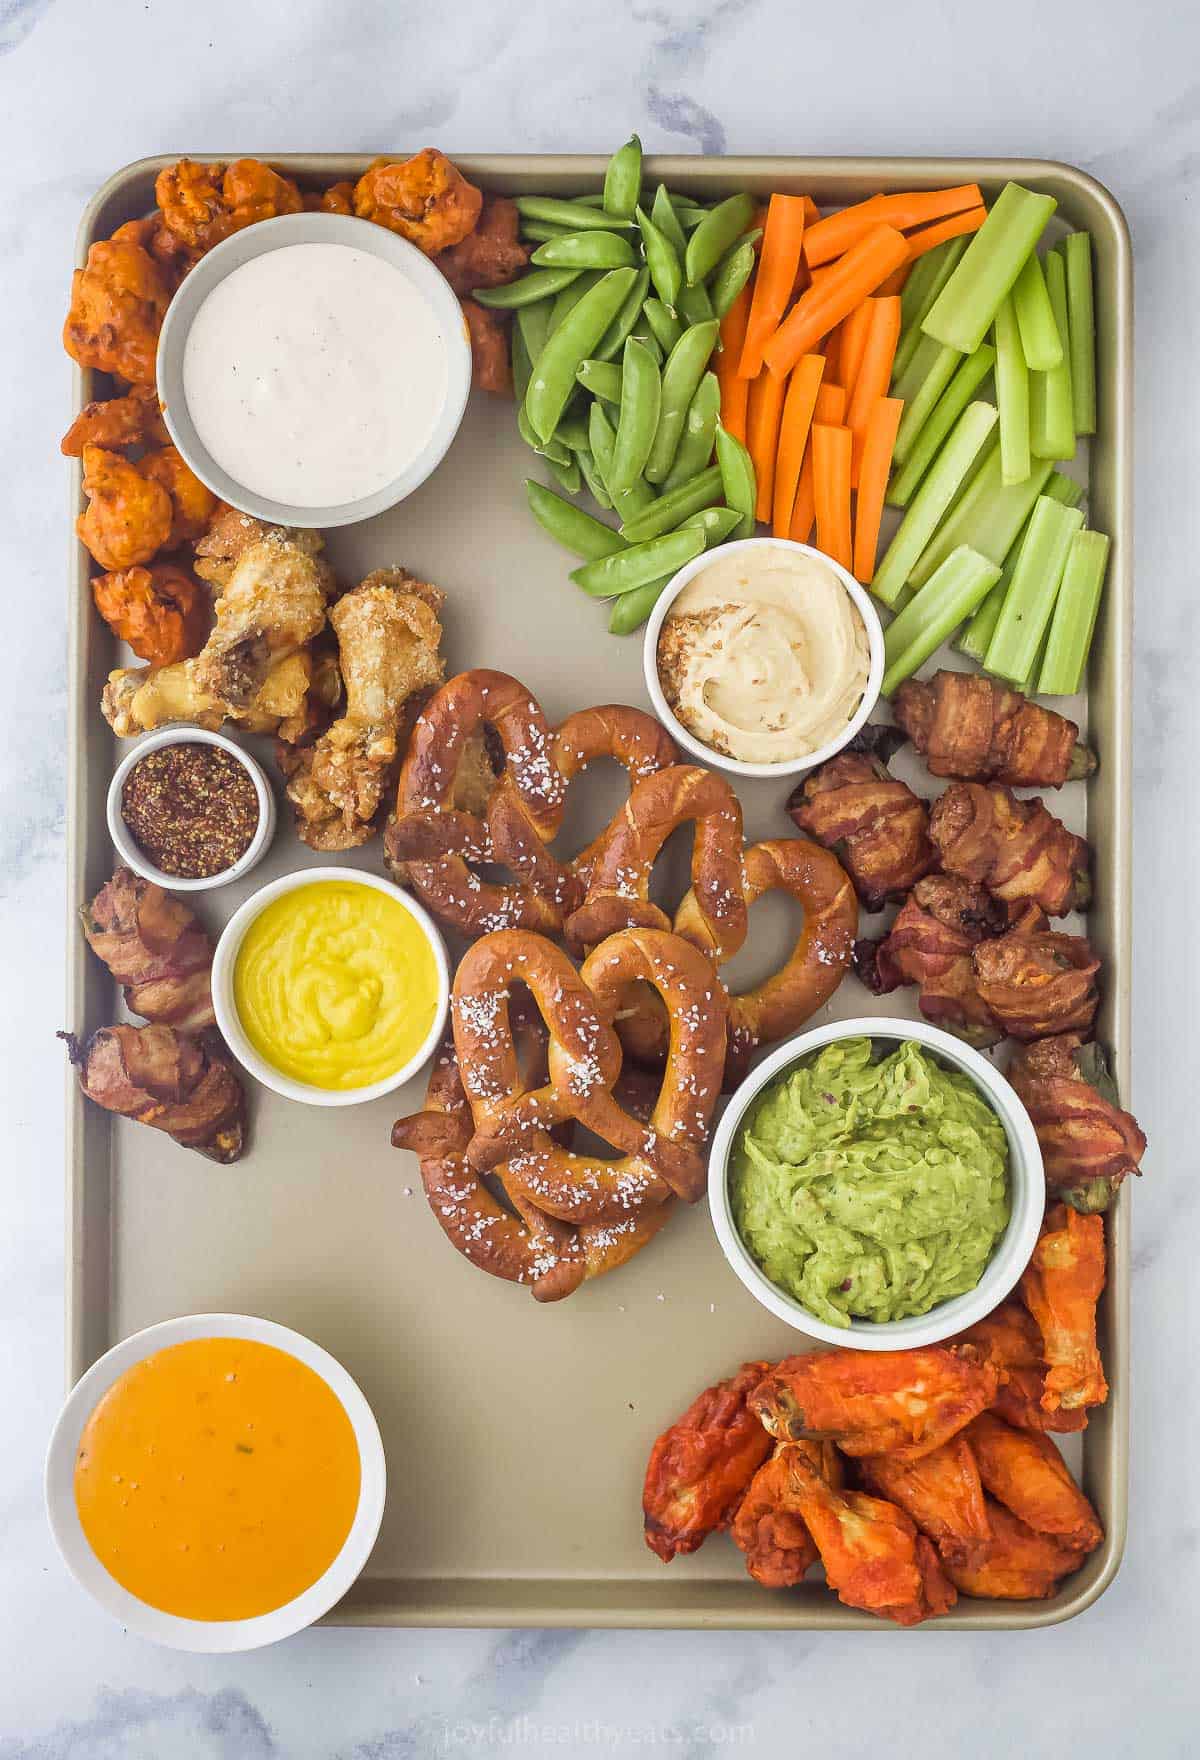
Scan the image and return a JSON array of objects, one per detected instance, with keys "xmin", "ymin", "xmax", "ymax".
[{"xmin": 121, "ymin": 743, "xmax": 259, "ymax": 879}]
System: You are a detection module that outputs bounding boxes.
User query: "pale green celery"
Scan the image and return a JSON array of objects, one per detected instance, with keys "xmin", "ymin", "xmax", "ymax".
[
  {"xmin": 983, "ymin": 496, "xmax": 1084, "ymax": 683},
  {"xmin": 1030, "ymin": 252, "xmax": 1075, "ymax": 460},
  {"xmin": 994, "ymin": 295, "xmax": 1030, "ymax": 486},
  {"xmin": 880, "ymin": 546, "xmax": 1001, "ymax": 696},
  {"xmin": 887, "ymin": 344, "xmax": 995, "ymax": 506},
  {"xmin": 955, "ymin": 471, "xmax": 1082, "ymax": 661},
  {"xmin": 892, "ymin": 237, "xmax": 970, "ymax": 381},
  {"xmin": 892, "ymin": 333, "xmax": 950, "ymax": 407},
  {"xmin": 1064, "ymin": 233, "xmax": 1097, "ymax": 436},
  {"xmin": 892, "ymin": 342, "xmax": 987, "ymax": 469},
  {"xmin": 1038, "ymin": 529, "xmax": 1110, "ymax": 694},
  {"xmin": 870, "ymin": 402, "xmax": 998, "ymax": 608},
  {"xmin": 923, "ymin": 183, "xmax": 1057, "ymax": 355},
  {"xmin": 1011, "ymin": 252, "xmax": 1063, "ymax": 371},
  {"xmin": 908, "ymin": 449, "xmax": 1053, "ymax": 588}
]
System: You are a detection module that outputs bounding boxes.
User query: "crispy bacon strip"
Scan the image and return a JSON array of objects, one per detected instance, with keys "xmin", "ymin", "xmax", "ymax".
[
  {"xmin": 854, "ymin": 874, "xmax": 1006, "ymax": 1045},
  {"xmin": 893, "ymin": 671, "xmax": 1095, "ymax": 788},
  {"xmin": 60, "ymin": 1024, "xmax": 244, "ymax": 1162},
  {"xmin": 1020, "ymin": 1205, "xmax": 1109, "ymax": 1416},
  {"xmin": 81, "ymin": 867, "xmax": 214, "ymax": 1030},
  {"xmin": 973, "ymin": 927, "xmax": 1100, "ymax": 1041},
  {"xmin": 642, "ymin": 1362, "xmax": 773, "ymax": 1561},
  {"xmin": 1007, "ymin": 1035, "xmax": 1145, "ymax": 1212},
  {"xmin": 929, "ymin": 782, "xmax": 1090, "ymax": 917},
  {"xmin": 788, "ymin": 732, "xmax": 935, "ymax": 911}
]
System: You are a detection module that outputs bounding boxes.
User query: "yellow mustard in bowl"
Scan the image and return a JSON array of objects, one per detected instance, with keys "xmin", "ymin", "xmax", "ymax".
[{"xmin": 233, "ymin": 880, "xmax": 440, "ymax": 1091}]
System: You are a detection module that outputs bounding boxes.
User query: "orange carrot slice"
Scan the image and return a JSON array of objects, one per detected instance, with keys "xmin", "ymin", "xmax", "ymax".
[
  {"xmin": 739, "ymin": 194, "xmax": 809, "ymax": 380},
  {"xmin": 771, "ymin": 353, "xmax": 825, "ymax": 537},
  {"xmin": 876, "ymin": 263, "xmax": 911, "ymax": 297},
  {"xmin": 763, "ymin": 225, "xmax": 909, "ymax": 378},
  {"xmin": 789, "ymin": 384, "xmax": 846, "ymax": 545},
  {"xmin": 904, "ymin": 204, "xmax": 987, "ymax": 262},
  {"xmin": 747, "ymin": 367, "xmax": 788, "ymax": 522},
  {"xmin": 838, "ymin": 301, "xmax": 875, "ymax": 402},
  {"xmin": 803, "ymin": 185, "xmax": 984, "ymax": 266},
  {"xmin": 853, "ymin": 396, "xmax": 905, "ymax": 583},
  {"xmin": 812, "ymin": 423, "xmax": 854, "ymax": 571},
  {"xmin": 715, "ymin": 283, "xmax": 753, "ymax": 444},
  {"xmin": 846, "ymin": 295, "xmax": 902, "ymax": 485}
]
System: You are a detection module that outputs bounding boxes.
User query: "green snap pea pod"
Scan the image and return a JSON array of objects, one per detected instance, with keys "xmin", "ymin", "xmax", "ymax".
[
  {"xmin": 474, "ymin": 266, "xmax": 581, "ymax": 309},
  {"xmin": 603, "ymin": 134, "xmax": 643, "ymax": 220},
  {"xmin": 643, "ymin": 297, "xmax": 683, "ymax": 356},
  {"xmin": 635, "ymin": 204, "xmax": 682, "ymax": 313},
  {"xmin": 546, "ymin": 452, "xmax": 582, "ymax": 495},
  {"xmin": 671, "ymin": 200, "xmax": 711, "ymax": 230},
  {"xmin": 515, "ymin": 333, "xmax": 572, "ymax": 464},
  {"xmin": 512, "ymin": 321, "xmax": 534, "ymax": 403},
  {"xmin": 573, "ymin": 192, "xmax": 608, "ymax": 207},
  {"xmin": 519, "ymin": 220, "xmax": 576, "ymax": 243},
  {"xmin": 708, "ymin": 231, "xmax": 761, "ymax": 318},
  {"xmin": 531, "ymin": 231, "xmax": 639, "ymax": 270},
  {"xmin": 608, "ymin": 573, "xmax": 673, "ymax": 634},
  {"xmin": 677, "ymin": 504, "xmax": 743, "ymax": 548},
  {"xmin": 651, "ymin": 184, "xmax": 689, "ymax": 259},
  {"xmin": 610, "ymin": 337, "xmax": 662, "ymax": 496},
  {"xmin": 575, "ymin": 443, "xmax": 613, "ymax": 509},
  {"xmin": 594, "ymin": 267, "xmax": 651, "ymax": 362},
  {"xmin": 662, "ymin": 371, "xmax": 720, "ymax": 492},
  {"xmin": 628, "ymin": 322, "xmax": 663, "ymax": 364},
  {"xmin": 548, "ymin": 271, "xmax": 604, "ymax": 335},
  {"xmin": 515, "ymin": 196, "xmax": 636, "ymax": 231},
  {"xmin": 685, "ymin": 193, "xmax": 755, "ymax": 286},
  {"xmin": 516, "ymin": 299, "xmax": 552, "ymax": 367},
  {"xmin": 715, "ymin": 423, "xmax": 757, "ymax": 538},
  {"xmin": 618, "ymin": 464, "xmax": 723, "ymax": 543},
  {"xmin": 576, "ymin": 358, "xmax": 623, "ymax": 404},
  {"xmin": 590, "ymin": 401, "xmax": 656, "ymax": 524},
  {"xmin": 554, "ymin": 410, "xmax": 593, "ymax": 452},
  {"xmin": 644, "ymin": 319, "xmax": 720, "ymax": 484},
  {"xmin": 526, "ymin": 267, "xmax": 638, "ymax": 444},
  {"xmin": 677, "ymin": 280, "xmax": 715, "ymax": 326},
  {"xmin": 570, "ymin": 524, "xmax": 706, "ymax": 598},
  {"xmin": 525, "ymin": 480, "xmax": 625, "ymax": 560}
]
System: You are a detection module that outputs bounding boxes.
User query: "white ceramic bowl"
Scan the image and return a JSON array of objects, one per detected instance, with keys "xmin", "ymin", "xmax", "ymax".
[
  {"xmin": 642, "ymin": 536, "xmax": 885, "ymax": 780},
  {"xmin": 156, "ymin": 212, "xmax": 472, "ymax": 528},
  {"xmin": 107, "ymin": 727, "xmax": 276, "ymax": 893},
  {"xmin": 44, "ymin": 1312, "xmax": 386, "ymax": 1652},
  {"xmin": 708, "ymin": 1016, "xmax": 1045, "ymax": 1350},
  {"xmin": 211, "ymin": 865, "xmax": 449, "ymax": 1107}
]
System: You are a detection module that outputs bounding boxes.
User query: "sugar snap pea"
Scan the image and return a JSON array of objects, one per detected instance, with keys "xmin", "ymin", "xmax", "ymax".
[
  {"xmin": 515, "ymin": 196, "xmax": 636, "ymax": 231},
  {"xmin": 709, "ymin": 231, "xmax": 761, "ymax": 318},
  {"xmin": 576, "ymin": 358, "xmax": 623, "ymax": 404},
  {"xmin": 677, "ymin": 280, "xmax": 715, "ymax": 326},
  {"xmin": 526, "ymin": 480, "xmax": 625, "ymax": 559},
  {"xmin": 526, "ymin": 267, "xmax": 638, "ymax": 444},
  {"xmin": 554, "ymin": 410, "xmax": 593, "ymax": 452},
  {"xmin": 594, "ymin": 267, "xmax": 651, "ymax": 362},
  {"xmin": 512, "ymin": 322, "xmax": 534, "ymax": 403},
  {"xmin": 474, "ymin": 266, "xmax": 582, "ymax": 309},
  {"xmin": 589, "ymin": 402, "xmax": 655, "ymax": 523},
  {"xmin": 515, "ymin": 334, "xmax": 571, "ymax": 464},
  {"xmin": 608, "ymin": 573, "xmax": 672, "ymax": 634},
  {"xmin": 603, "ymin": 134, "xmax": 643, "ymax": 220},
  {"xmin": 548, "ymin": 271, "xmax": 603, "ymax": 335},
  {"xmin": 618, "ymin": 464, "xmax": 723, "ymax": 543},
  {"xmin": 628, "ymin": 322, "xmax": 663, "ymax": 364},
  {"xmin": 532, "ymin": 231, "xmax": 638, "ymax": 270},
  {"xmin": 519, "ymin": 220, "xmax": 576, "ymax": 243},
  {"xmin": 643, "ymin": 298, "xmax": 684, "ymax": 356},
  {"xmin": 671, "ymin": 200, "xmax": 711, "ymax": 231},
  {"xmin": 516, "ymin": 299, "xmax": 552, "ymax": 367},
  {"xmin": 635, "ymin": 204, "xmax": 682, "ymax": 314},
  {"xmin": 651, "ymin": 184, "xmax": 689, "ymax": 259},
  {"xmin": 610, "ymin": 337, "xmax": 662, "ymax": 496},
  {"xmin": 570, "ymin": 525, "xmax": 705, "ymax": 598},
  {"xmin": 685, "ymin": 193, "xmax": 756, "ymax": 286},
  {"xmin": 572, "ymin": 192, "xmax": 607, "ymax": 207},
  {"xmin": 677, "ymin": 504, "xmax": 742, "ymax": 548},
  {"xmin": 575, "ymin": 444, "xmax": 613, "ymax": 509},
  {"xmin": 715, "ymin": 423, "xmax": 757, "ymax": 538},
  {"xmin": 546, "ymin": 452, "xmax": 582, "ymax": 495},
  {"xmin": 662, "ymin": 370, "xmax": 720, "ymax": 492},
  {"xmin": 644, "ymin": 319, "xmax": 720, "ymax": 484}
]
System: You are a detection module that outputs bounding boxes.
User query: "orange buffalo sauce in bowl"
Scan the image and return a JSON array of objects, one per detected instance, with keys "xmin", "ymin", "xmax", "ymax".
[{"xmin": 73, "ymin": 1337, "xmax": 361, "ymax": 1622}]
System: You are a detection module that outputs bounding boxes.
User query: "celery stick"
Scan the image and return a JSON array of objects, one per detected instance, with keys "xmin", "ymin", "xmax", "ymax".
[
  {"xmin": 955, "ymin": 471, "xmax": 1082, "ymax": 661},
  {"xmin": 1064, "ymin": 232, "xmax": 1097, "ymax": 436},
  {"xmin": 892, "ymin": 333, "xmax": 950, "ymax": 407},
  {"xmin": 1030, "ymin": 252, "xmax": 1075, "ymax": 461},
  {"xmin": 994, "ymin": 295, "xmax": 1030, "ymax": 486},
  {"xmin": 923, "ymin": 183, "xmax": 1057, "ymax": 356},
  {"xmin": 1038, "ymin": 529, "xmax": 1110, "ymax": 694},
  {"xmin": 870, "ymin": 402, "xmax": 998, "ymax": 608},
  {"xmin": 893, "ymin": 236, "xmax": 970, "ymax": 380},
  {"xmin": 1011, "ymin": 252, "xmax": 1063, "ymax": 371},
  {"xmin": 888, "ymin": 344, "xmax": 995, "ymax": 506},
  {"xmin": 881, "ymin": 546, "xmax": 1002, "ymax": 696},
  {"xmin": 909, "ymin": 448, "xmax": 1053, "ymax": 588},
  {"xmin": 984, "ymin": 496, "xmax": 1084, "ymax": 683}
]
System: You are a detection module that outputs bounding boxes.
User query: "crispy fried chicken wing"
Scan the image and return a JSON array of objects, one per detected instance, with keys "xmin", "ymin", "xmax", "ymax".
[
  {"xmin": 60, "ymin": 1024, "xmax": 244, "ymax": 1163},
  {"xmin": 1007, "ymin": 1035, "xmax": 1145, "ymax": 1212},
  {"xmin": 61, "ymin": 386, "xmax": 169, "ymax": 457},
  {"xmin": 1020, "ymin": 1206, "xmax": 1108, "ymax": 1416},
  {"xmin": 77, "ymin": 445, "xmax": 174, "ymax": 571},
  {"xmin": 191, "ymin": 506, "xmax": 323, "ymax": 587},
  {"xmin": 642, "ymin": 1362, "xmax": 773, "ymax": 1562},
  {"xmin": 942, "ymin": 1497, "xmax": 1085, "ymax": 1600},
  {"xmin": 964, "ymin": 1413, "xmax": 1102, "ymax": 1553},
  {"xmin": 140, "ymin": 445, "xmax": 219, "ymax": 549},
  {"xmin": 856, "ymin": 1437, "xmax": 992, "ymax": 1566},
  {"xmin": 63, "ymin": 235, "xmax": 173, "ymax": 386},
  {"xmin": 731, "ymin": 1441, "xmax": 841, "ymax": 1588},
  {"xmin": 91, "ymin": 562, "xmax": 208, "ymax": 666},
  {"xmin": 354, "ymin": 149, "xmax": 483, "ymax": 254},
  {"xmin": 893, "ymin": 671, "xmax": 1095, "ymax": 788},
  {"xmin": 103, "ymin": 649, "xmax": 317, "ymax": 741},
  {"xmin": 788, "ymin": 735, "xmax": 935, "ymax": 911},
  {"xmin": 750, "ymin": 1347, "xmax": 997, "ymax": 1462},
  {"xmin": 929, "ymin": 782, "xmax": 1090, "ymax": 917},
  {"xmin": 461, "ymin": 298, "xmax": 513, "ymax": 395},
  {"xmin": 954, "ymin": 1302, "xmax": 1087, "ymax": 1435},
  {"xmin": 853, "ymin": 875, "xmax": 1007, "ymax": 1046},
  {"xmin": 973, "ymin": 927, "xmax": 1100, "ymax": 1041},
  {"xmin": 437, "ymin": 195, "xmax": 528, "ymax": 295},
  {"xmin": 81, "ymin": 868, "xmax": 214, "ymax": 1030}
]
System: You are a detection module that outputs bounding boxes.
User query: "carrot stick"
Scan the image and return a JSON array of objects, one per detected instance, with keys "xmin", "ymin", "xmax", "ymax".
[
  {"xmin": 904, "ymin": 204, "xmax": 987, "ymax": 263},
  {"xmin": 800, "ymin": 195, "xmax": 820, "ymax": 226},
  {"xmin": 804, "ymin": 185, "xmax": 985, "ymax": 266},
  {"xmin": 812, "ymin": 423, "xmax": 853, "ymax": 571},
  {"xmin": 838, "ymin": 301, "xmax": 875, "ymax": 402},
  {"xmin": 715, "ymin": 283, "xmax": 752, "ymax": 443},
  {"xmin": 790, "ymin": 384, "xmax": 847, "ymax": 544},
  {"xmin": 876, "ymin": 263, "xmax": 911, "ymax": 297},
  {"xmin": 763, "ymin": 225, "xmax": 909, "ymax": 378},
  {"xmin": 846, "ymin": 295, "xmax": 902, "ymax": 485},
  {"xmin": 820, "ymin": 322, "xmax": 842, "ymax": 386},
  {"xmin": 747, "ymin": 366, "xmax": 788, "ymax": 521},
  {"xmin": 739, "ymin": 194, "xmax": 809, "ymax": 379},
  {"xmin": 771, "ymin": 353, "xmax": 825, "ymax": 537},
  {"xmin": 853, "ymin": 396, "xmax": 905, "ymax": 583}
]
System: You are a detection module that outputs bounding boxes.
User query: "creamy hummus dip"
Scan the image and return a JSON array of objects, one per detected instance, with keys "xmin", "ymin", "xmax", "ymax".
[{"xmin": 656, "ymin": 544, "xmax": 871, "ymax": 764}]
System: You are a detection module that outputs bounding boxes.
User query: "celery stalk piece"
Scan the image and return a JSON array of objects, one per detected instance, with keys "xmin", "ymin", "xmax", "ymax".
[
  {"xmin": 1038, "ymin": 529, "xmax": 1110, "ymax": 694},
  {"xmin": 1011, "ymin": 252, "xmax": 1063, "ymax": 371},
  {"xmin": 888, "ymin": 344, "xmax": 996, "ymax": 506},
  {"xmin": 870, "ymin": 402, "xmax": 998, "ymax": 608},
  {"xmin": 923, "ymin": 183, "xmax": 1057, "ymax": 356},
  {"xmin": 954, "ymin": 470, "xmax": 1082, "ymax": 661},
  {"xmin": 1030, "ymin": 252, "xmax": 1076, "ymax": 461},
  {"xmin": 983, "ymin": 496, "xmax": 1085, "ymax": 683},
  {"xmin": 880, "ymin": 546, "xmax": 1002, "ymax": 696},
  {"xmin": 994, "ymin": 295, "xmax": 1030, "ymax": 486},
  {"xmin": 909, "ymin": 448, "xmax": 1053, "ymax": 589},
  {"xmin": 892, "ymin": 333, "xmax": 950, "ymax": 408},
  {"xmin": 892, "ymin": 237, "xmax": 970, "ymax": 381},
  {"xmin": 1064, "ymin": 233, "xmax": 1097, "ymax": 436}
]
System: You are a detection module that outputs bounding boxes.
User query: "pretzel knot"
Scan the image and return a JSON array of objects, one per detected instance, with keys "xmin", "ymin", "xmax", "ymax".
[{"xmin": 383, "ymin": 670, "xmax": 677, "ymax": 939}]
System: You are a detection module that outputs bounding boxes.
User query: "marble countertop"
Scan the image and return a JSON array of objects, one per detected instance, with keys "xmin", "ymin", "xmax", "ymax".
[{"xmin": 3, "ymin": 0, "xmax": 1197, "ymax": 1753}]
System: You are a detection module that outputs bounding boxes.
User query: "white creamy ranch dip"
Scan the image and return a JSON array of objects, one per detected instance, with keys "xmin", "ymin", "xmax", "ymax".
[
  {"xmin": 182, "ymin": 242, "xmax": 450, "ymax": 508},
  {"xmin": 656, "ymin": 544, "xmax": 871, "ymax": 764}
]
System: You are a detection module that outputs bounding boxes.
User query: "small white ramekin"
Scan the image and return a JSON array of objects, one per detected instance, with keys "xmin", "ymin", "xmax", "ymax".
[
  {"xmin": 44, "ymin": 1312, "xmax": 386, "ymax": 1652},
  {"xmin": 708, "ymin": 1016, "xmax": 1045, "ymax": 1351},
  {"xmin": 211, "ymin": 865, "xmax": 449, "ymax": 1107},
  {"xmin": 643, "ymin": 536, "xmax": 885, "ymax": 781},
  {"xmin": 107, "ymin": 726, "xmax": 276, "ymax": 893}
]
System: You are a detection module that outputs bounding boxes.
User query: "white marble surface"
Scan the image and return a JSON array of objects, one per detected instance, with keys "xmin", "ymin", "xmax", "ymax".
[{"xmin": 2, "ymin": 0, "xmax": 1197, "ymax": 1753}]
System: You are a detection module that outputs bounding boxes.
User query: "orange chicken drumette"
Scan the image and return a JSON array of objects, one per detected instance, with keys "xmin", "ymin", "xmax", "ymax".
[
  {"xmin": 730, "ymin": 1442, "xmax": 840, "ymax": 1589},
  {"xmin": 943, "ymin": 1497, "xmax": 1086, "ymax": 1601},
  {"xmin": 954, "ymin": 1302, "xmax": 1087, "ymax": 1435},
  {"xmin": 750, "ymin": 1348, "xmax": 997, "ymax": 1463},
  {"xmin": 856, "ymin": 1437, "xmax": 991, "ymax": 1566},
  {"xmin": 1020, "ymin": 1206, "xmax": 1108, "ymax": 1417},
  {"xmin": 964, "ymin": 1413, "xmax": 1102, "ymax": 1554},
  {"xmin": 642, "ymin": 1363, "xmax": 773, "ymax": 1562}
]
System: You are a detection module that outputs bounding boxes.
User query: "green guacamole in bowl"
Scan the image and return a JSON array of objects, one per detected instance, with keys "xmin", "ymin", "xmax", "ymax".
[{"xmin": 729, "ymin": 1037, "xmax": 1010, "ymax": 1329}]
